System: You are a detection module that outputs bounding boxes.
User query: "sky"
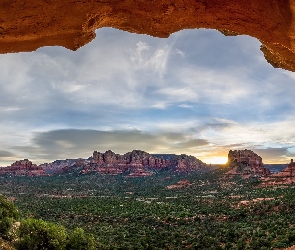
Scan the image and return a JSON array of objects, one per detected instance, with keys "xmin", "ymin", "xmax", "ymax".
[{"xmin": 0, "ymin": 27, "xmax": 295, "ymax": 166}]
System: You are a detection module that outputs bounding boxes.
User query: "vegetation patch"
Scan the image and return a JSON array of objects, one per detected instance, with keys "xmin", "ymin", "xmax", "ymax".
[{"xmin": 1, "ymin": 171, "xmax": 295, "ymax": 249}]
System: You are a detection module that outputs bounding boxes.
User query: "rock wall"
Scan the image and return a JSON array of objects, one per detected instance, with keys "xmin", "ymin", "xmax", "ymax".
[
  {"xmin": 0, "ymin": 0, "xmax": 295, "ymax": 71},
  {"xmin": 92, "ymin": 150, "xmax": 171, "ymax": 168},
  {"xmin": 1, "ymin": 150, "xmax": 205, "ymax": 177},
  {"xmin": 87, "ymin": 150, "xmax": 206, "ymax": 176}
]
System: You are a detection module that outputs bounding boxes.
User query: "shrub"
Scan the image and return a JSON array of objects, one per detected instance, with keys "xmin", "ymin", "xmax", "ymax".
[
  {"xmin": 66, "ymin": 227, "xmax": 96, "ymax": 250},
  {"xmin": 0, "ymin": 195, "xmax": 18, "ymax": 239},
  {"xmin": 17, "ymin": 218, "xmax": 67, "ymax": 250}
]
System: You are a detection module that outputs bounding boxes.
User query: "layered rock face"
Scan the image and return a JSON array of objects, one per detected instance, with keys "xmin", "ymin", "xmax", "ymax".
[
  {"xmin": 262, "ymin": 159, "xmax": 295, "ymax": 185},
  {"xmin": 228, "ymin": 149, "xmax": 263, "ymax": 169},
  {"xmin": 83, "ymin": 150, "xmax": 206, "ymax": 176},
  {"xmin": 225, "ymin": 149, "xmax": 270, "ymax": 178},
  {"xmin": 92, "ymin": 150, "xmax": 170, "ymax": 167},
  {"xmin": 0, "ymin": 1, "xmax": 295, "ymax": 71},
  {"xmin": 0, "ymin": 159, "xmax": 46, "ymax": 176}
]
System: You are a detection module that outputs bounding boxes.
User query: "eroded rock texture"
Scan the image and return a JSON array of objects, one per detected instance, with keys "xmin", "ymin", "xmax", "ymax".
[
  {"xmin": 1, "ymin": 0, "xmax": 295, "ymax": 71},
  {"xmin": 225, "ymin": 149, "xmax": 270, "ymax": 178},
  {"xmin": 0, "ymin": 159, "xmax": 46, "ymax": 176},
  {"xmin": 87, "ymin": 150, "xmax": 206, "ymax": 176},
  {"xmin": 34, "ymin": 150, "xmax": 206, "ymax": 176}
]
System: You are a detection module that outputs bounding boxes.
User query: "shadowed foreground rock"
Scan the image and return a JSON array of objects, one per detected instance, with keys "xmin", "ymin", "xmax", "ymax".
[{"xmin": 1, "ymin": 0, "xmax": 295, "ymax": 71}]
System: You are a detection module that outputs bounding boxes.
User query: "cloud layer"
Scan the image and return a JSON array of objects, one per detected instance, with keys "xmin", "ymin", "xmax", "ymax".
[{"xmin": 0, "ymin": 28, "xmax": 295, "ymax": 165}]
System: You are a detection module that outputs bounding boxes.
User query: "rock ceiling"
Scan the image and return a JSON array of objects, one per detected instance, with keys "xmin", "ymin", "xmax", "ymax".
[{"xmin": 1, "ymin": 0, "xmax": 295, "ymax": 71}]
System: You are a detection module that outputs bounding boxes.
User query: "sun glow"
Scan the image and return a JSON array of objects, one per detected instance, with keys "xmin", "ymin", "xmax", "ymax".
[{"xmin": 205, "ymin": 157, "xmax": 228, "ymax": 165}]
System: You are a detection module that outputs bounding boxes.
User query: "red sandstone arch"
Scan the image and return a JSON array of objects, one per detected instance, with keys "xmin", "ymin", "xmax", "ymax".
[{"xmin": 1, "ymin": 0, "xmax": 295, "ymax": 71}]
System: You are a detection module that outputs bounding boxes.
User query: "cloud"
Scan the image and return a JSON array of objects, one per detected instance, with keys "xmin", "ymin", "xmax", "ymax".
[
  {"xmin": 178, "ymin": 103, "xmax": 194, "ymax": 109},
  {"xmin": 0, "ymin": 150, "xmax": 15, "ymax": 158},
  {"xmin": 0, "ymin": 107, "xmax": 23, "ymax": 112},
  {"xmin": 174, "ymin": 48, "xmax": 185, "ymax": 58},
  {"xmin": 0, "ymin": 150, "xmax": 16, "ymax": 166},
  {"xmin": 12, "ymin": 129, "xmax": 209, "ymax": 163},
  {"xmin": 0, "ymin": 28, "xmax": 295, "ymax": 166},
  {"xmin": 154, "ymin": 87, "xmax": 198, "ymax": 101},
  {"xmin": 0, "ymin": 28, "xmax": 293, "ymax": 127},
  {"xmin": 254, "ymin": 147, "xmax": 290, "ymax": 163},
  {"xmin": 192, "ymin": 120, "xmax": 235, "ymax": 133},
  {"xmin": 174, "ymin": 139, "xmax": 209, "ymax": 148},
  {"xmin": 130, "ymin": 41, "xmax": 170, "ymax": 75}
]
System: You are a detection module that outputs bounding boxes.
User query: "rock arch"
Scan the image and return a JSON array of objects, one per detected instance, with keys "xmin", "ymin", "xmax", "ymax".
[{"xmin": 1, "ymin": 0, "xmax": 295, "ymax": 71}]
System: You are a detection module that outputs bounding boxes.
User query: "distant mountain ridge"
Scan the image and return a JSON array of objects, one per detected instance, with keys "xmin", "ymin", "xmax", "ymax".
[
  {"xmin": 84, "ymin": 150, "xmax": 207, "ymax": 177},
  {"xmin": 264, "ymin": 164, "xmax": 288, "ymax": 173},
  {"xmin": 1, "ymin": 149, "xmax": 295, "ymax": 185},
  {"xmin": 0, "ymin": 150, "xmax": 207, "ymax": 177}
]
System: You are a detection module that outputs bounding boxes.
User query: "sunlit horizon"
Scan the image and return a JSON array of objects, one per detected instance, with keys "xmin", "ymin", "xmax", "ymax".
[{"xmin": 203, "ymin": 157, "xmax": 228, "ymax": 165}]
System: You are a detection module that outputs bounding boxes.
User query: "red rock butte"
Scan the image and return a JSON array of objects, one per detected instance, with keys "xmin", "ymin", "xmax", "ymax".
[
  {"xmin": 0, "ymin": 159, "xmax": 46, "ymax": 176},
  {"xmin": 1, "ymin": 0, "xmax": 295, "ymax": 71},
  {"xmin": 225, "ymin": 149, "xmax": 270, "ymax": 178}
]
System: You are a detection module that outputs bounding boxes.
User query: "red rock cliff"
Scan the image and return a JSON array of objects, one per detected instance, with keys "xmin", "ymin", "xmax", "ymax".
[
  {"xmin": 0, "ymin": 1, "xmax": 295, "ymax": 71},
  {"xmin": 87, "ymin": 150, "xmax": 206, "ymax": 176}
]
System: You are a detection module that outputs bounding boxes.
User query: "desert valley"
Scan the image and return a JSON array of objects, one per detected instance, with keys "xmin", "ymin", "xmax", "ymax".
[
  {"xmin": 1, "ymin": 149, "xmax": 295, "ymax": 249},
  {"xmin": 1, "ymin": 1, "xmax": 295, "ymax": 249}
]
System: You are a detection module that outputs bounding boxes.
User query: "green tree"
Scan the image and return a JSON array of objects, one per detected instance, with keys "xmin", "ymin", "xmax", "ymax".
[
  {"xmin": 0, "ymin": 195, "xmax": 18, "ymax": 239},
  {"xmin": 66, "ymin": 227, "xmax": 95, "ymax": 250},
  {"xmin": 17, "ymin": 218, "xmax": 67, "ymax": 250}
]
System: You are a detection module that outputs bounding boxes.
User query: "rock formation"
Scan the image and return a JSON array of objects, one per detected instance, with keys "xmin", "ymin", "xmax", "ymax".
[
  {"xmin": 83, "ymin": 150, "xmax": 206, "ymax": 176},
  {"xmin": 225, "ymin": 149, "xmax": 270, "ymax": 178},
  {"xmin": 261, "ymin": 159, "xmax": 295, "ymax": 186},
  {"xmin": 0, "ymin": 1, "xmax": 295, "ymax": 71},
  {"xmin": 2, "ymin": 150, "xmax": 204, "ymax": 177},
  {"xmin": 0, "ymin": 159, "xmax": 46, "ymax": 176},
  {"xmin": 39, "ymin": 159, "xmax": 79, "ymax": 175}
]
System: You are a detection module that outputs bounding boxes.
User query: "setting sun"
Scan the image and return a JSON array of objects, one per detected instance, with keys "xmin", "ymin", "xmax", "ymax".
[{"xmin": 204, "ymin": 157, "xmax": 228, "ymax": 165}]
